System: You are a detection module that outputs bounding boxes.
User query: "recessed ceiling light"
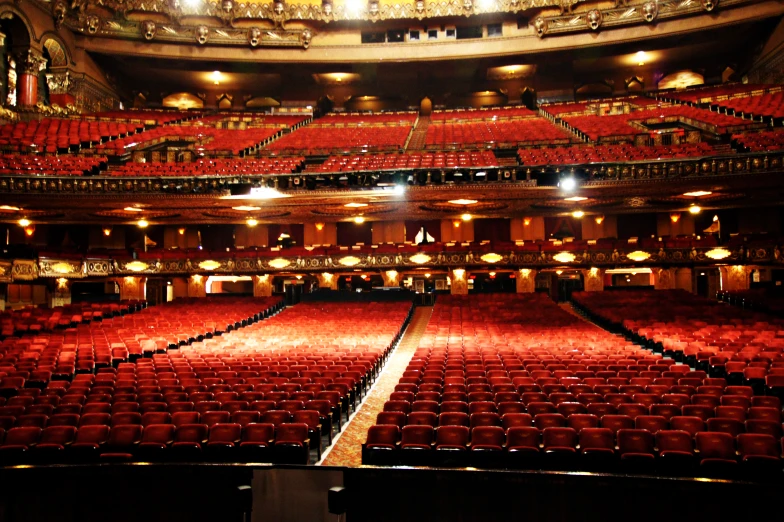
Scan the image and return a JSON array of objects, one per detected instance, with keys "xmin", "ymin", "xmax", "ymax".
[
  {"xmin": 124, "ymin": 207, "xmax": 144, "ymax": 212},
  {"xmin": 448, "ymin": 199, "xmax": 478, "ymax": 205},
  {"xmin": 345, "ymin": 203, "xmax": 368, "ymax": 208},
  {"xmin": 233, "ymin": 206, "xmax": 261, "ymax": 212},
  {"xmin": 683, "ymin": 191, "xmax": 712, "ymax": 197},
  {"xmin": 0, "ymin": 205, "xmax": 20, "ymax": 211},
  {"xmin": 564, "ymin": 196, "xmax": 587, "ymax": 202}
]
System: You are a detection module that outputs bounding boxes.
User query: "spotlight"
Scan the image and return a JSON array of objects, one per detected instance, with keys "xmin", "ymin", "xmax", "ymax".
[
  {"xmin": 559, "ymin": 177, "xmax": 577, "ymax": 191},
  {"xmin": 689, "ymin": 205, "xmax": 701, "ymax": 214}
]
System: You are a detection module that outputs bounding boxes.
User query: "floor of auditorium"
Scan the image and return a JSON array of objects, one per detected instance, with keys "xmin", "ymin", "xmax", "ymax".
[{"xmin": 320, "ymin": 306, "xmax": 433, "ymax": 467}]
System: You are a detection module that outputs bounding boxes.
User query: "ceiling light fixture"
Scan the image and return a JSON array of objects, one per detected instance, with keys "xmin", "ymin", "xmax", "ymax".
[
  {"xmin": 572, "ymin": 210, "xmax": 584, "ymax": 218},
  {"xmin": 689, "ymin": 205, "xmax": 701, "ymax": 214},
  {"xmin": 232, "ymin": 206, "xmax": 261, "ymax": 212},
  {"xmin": 246, "ymin": 218, "xmax": 258, "ymax": 227},
  {"xmin": 448, "ymin": 199, "xmax": 478, "ymax": 205},
  {"xmin": 354, "ymin": 216, "xmax": 365, "ymax": 224},
  {"xmin": 137, "ymin": 219, "xmax": 149, "ymax": 228},
  {"xmin": 0, "ymin": 205, "xmax": 20, "ymax": 211},
  {"xmin": 124, "ymin": 207, "xmax": 144, "ymax": 212},
  {"xmin": 17, "ymin": 218, "xmax": 31, "ymax": 227},
  {"xmin": 461, "ymin": 213, "xmax": 472, "ymax": 222},
  {"xmin": 564, "ymin": 196, "xmax": 587, "ymax": 202},
  {"xmin": 683, "ymin": 191, "xmax": 712, "ymax": 197},
  {"xmin": 344, "ymin": 203, "xmax": 368, "ymax": 208}
]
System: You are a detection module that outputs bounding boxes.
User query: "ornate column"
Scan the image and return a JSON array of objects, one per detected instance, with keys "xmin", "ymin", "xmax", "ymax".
[
  {"xmin": 253, "ymin": 274, "xmax": 272, "ymax": 297},
  {"xmin": 46, "ymin": 69, "xmax": 75, "ymax": 108},
  {"xmin": 450, "ymin": 268, "xmax": 468, "ymax": 295},
  {"xmin": 117, "ymin": 276, "xmax": 146, "ymax": 301},
  {"xmin": 16, "ymin": 49, "xmax": 47, "ymax": 107},
  {"xmin": 316, "ymin": 272, "xmax": 338, "ymax": 290},
  {"xmin": 653, "ymin": 267, "xmax": 676, "ymax": 290},
  {"xmin": 381, "ymin": 270, "xmax": 400, "ymax": 288},
  {"xmin": 516, "ymin": 268, "xmax": 537, "ymax": 293},
  {"xmin": 719, "ymin": 266, "xmax": 752, "ymax": 292},
  {"xmin": 49, "ymin": 278, "xmax": 72, "ymax": 308},
  {"xmin": 582, "ymin": 267, "xmax": 605, "ymax": 292},
  {"xmin": 188, "ymin": 274, "xmax": 207, "ymax": 297}
]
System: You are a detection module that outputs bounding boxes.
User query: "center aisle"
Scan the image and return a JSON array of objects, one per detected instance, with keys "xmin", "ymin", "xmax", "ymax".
[{"xmin": 320, "ymin": 306, "xmax": 433, "ymax": 467}]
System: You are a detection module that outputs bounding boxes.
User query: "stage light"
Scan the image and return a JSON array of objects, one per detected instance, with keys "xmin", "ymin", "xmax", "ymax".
[{"xmin": 559, "ymin": 177, "xmax": 577, "ymax": 191}]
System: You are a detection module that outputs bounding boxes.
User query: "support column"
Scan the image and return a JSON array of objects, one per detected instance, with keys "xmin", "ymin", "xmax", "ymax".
[
  {"xmin": 253, "ymin": 274, "xmax": 273, "ymax": 297},
  {"xmin": 0, "ymin": 283, "xmax": 6, "ymax": 311},
  {"xmin": 16, "ymin": 49, "xmax": 46, "ymax": 107},
  {"xmin": 187, "ymin": 275, "xmax": 207, "ymax": 298},
  {"xmin": 381, "ymin": 270, "xmax": 400, "ymax": 288},
  {"xmin": 516, "ymin": 268, "xmax": 537, "ymax": 293},
  {"xmin": 49, "ymin": 278, "xmax": 72, "ymax": 308},
  {"xmin": 653, "ymin": 268, "xmax": 676, "ymax": 290},
  {"xmin": 46, "ymin": 69, "xmax": 75, "ymax": 108},
  {"xmin": 450, "ymin": 268, "xmax": 468, "ymax": 295},
  {"xmin": 316, "ymin": 272, "xmax": 338, "ymax": 290},
  {"xmin": 582, "ymin": 268, "xmax": 605, "ymax": 292},
  {"xmin": 719, "ymin": 265, "xmax": 752, "ymax": 292},
  {"xmin": 675, "ymin": 268, "xmax": 693, "ymax": 293},
  {"xmin": 117, "ymin": 276, "xmax": 147, "ymax": 301}
]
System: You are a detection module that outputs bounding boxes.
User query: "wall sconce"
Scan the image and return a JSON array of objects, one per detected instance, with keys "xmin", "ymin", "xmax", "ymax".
[
  {"xmin": 315, "ymin": 222, "xmax": 325, "ymax": 231},
  {"xmin": 18, "ymin": 218, "xmax": 30, "ymax": 227},
  {"xmin": 24, "ymin": 225, "xmax": 35, "ymax": 237},
  {"xmin": 523, "ymin": 217, "xmax": 532, "ymax": 226},
  {"xmin": 103, "ymin": 226, "xmax": 113, "ymax": 237},
  {"xmin": 453, "ymin": 220, "xmax": 461, "ymax": 228},
  {"xmin": 178, "ymin": 227, "xmax": 186, "ymax": 235},
  {"xmin": 594, "ymin": 215, "xmax": 605, "ymax": 225},
  {"xmin": 453, "ymin": 268, "xmax": 465, "ymax": 280},
  {"xmin": 670, "ymin": 212, "xmax": 681, "ymax": 223}
]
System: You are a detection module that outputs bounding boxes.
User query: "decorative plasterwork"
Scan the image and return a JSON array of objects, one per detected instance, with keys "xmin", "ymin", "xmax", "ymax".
[
  {"xmin": 41, "ymin": 0, "xmax": 754, "ymax": 44},
  {"xmin": 0, "ymin": 243, "xmax": 781, "ymax": 281}
]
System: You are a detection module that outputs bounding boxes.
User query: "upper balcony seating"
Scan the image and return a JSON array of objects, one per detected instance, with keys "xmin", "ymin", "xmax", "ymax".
[
  {"xmin": 79, "ymin": 110, "xmax": 198, "ymax": 125},
  {"xmin": 265, "ymin": 113, "xmax": 417, "ymax": 154},
  {"xmin": 713, "ymin": 92, "xmax": 784, "ymax": 121},
  {"xmin": 666, "ymin": 84, "xmax": 773, "ymax": 104},
  {"xmin": 0, "ymin": 154, "xmax": 107, "ymax": 176},
  {"xmin": 315, "ymin": 151, "xmax": 498, "ymax": 172},
  {"xmin": 518, "ymin": 142, "xmax": 718, "ymax": 166},
  {"xmin": 425, "ymin": 118, "xmax": 574, "ymax": 148},
  {"xmin": 430, "ymin": 107, "xmax": 538, "ymax": 121},
  {"xmin": 732, "ymin": 129, "xmax": 784, "ymax": 152},
  {"xmin": 0, "ymin": 119, "xmax": 144, "ymax": 153},
  {"xmin": 562, "ymin": 105, "xmax": 754, "ymax": 141},
  {"xmin": 107, "ymin": 157, "xmax": 305, "ymax": 177}
]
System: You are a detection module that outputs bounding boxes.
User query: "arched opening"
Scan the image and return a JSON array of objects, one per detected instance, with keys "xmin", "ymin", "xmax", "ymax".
[
  {"xmin": 521, "ymin": 87, "xmax": 537, "ymax": 110},
  {"xmin": 419, "ymin": 96, "xmax": 432, "ymax": 116},
  {"xmin": 574, "ymin": 81, "xmax": 613, "ymax": 101},
  {"xmin": 245, "ymin": 96, "xmax": 280, "ymax": 108},
  {"xmin": 625, "ymin": 76, "xmax": 644, "ymax": 93},
  {"xmin": 217, "ymin": 93, "xmax": 233, "ymax": 109},
  {"xmin": 0, "ymin": 11, "xmax": 32, "ymax": 107},
  {"xmin": 316, "ymin": 95, "xmax": 334, "ymax": 116},
  {"xmin": 658, "ymin": 70, "xmax": 705, "ymax": 90},
  {"xmin": 162, "ymin": 92, "xmax": 204, "ymax": 110}
]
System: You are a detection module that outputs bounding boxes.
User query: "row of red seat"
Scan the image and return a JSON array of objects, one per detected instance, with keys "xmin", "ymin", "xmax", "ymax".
[
  {"xmin": 80, "ymin": 110, "xmax": 198, "ymax": 124},
  {"xmin": 0, "ymin": 119, "xmax": 143, "ymax": 153},
  {"xmin": 425, "ymin": 118, "xmax": 574, "ymax": 147},
  {"xmin": 266, "ymin": 126, "xmax": 412, "ymax": 153},
  {"xmin": 666, "ymin": 84, "xmax": 772, "ymax": 104},
  {"xmin": 571, "ymin": 290, "xmax": 784, "ymax": 386},
  {"xmin": 517, "ymin": 142, "xmax": 718, "ymax": 166},
  {"xmin": 430, "ymin": 107, "xmax": 538, "ymax": 121},
  {"xmin": 0, "ymin": 297, "xmax": 283, "ymax": 384},
  {"xmin": 733, "ymin": 129, "xmax": 784, "ymax": 152},
  {"xmin": 314, "ymin": 151, "xmax": 499, "ymax": 172},
  {"xmin": 106, "ymin": 157, "xmax": 305, "ymax": 177},
  {"xmin": 0, "ymin": 300, "xmax": 143, "ymax": 338},
  {"xmin": 0, "ymin": 421, "xmax": 312, "ymax": 465},
  {"xmin": 0, "ymin": 153, "xmax": 108, "ymax": 176},
  {"xmin": 715, "ymin": 91, "xmax": 784, "ymax": 120}
]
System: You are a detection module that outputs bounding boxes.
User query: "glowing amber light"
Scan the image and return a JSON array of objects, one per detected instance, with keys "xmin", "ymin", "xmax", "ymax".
[
  {"xmin": 480, "ymin": 253, "xmax": 503, "ymax": 263},
  {"xmin": 553, "ymin": 252, "xmax": 576, "ymax": 263},
  {"xmin": 705, "ymin": 248, "xmax": 731, "ymax": 260},
  {"xmin": 627, "ymin": 251, "xmax": 651, "ymax": 262}
]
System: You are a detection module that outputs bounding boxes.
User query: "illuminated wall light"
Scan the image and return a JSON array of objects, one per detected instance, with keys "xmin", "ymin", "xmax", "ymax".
[
  {"xmin": 102, "ymin": 227, "xmax": 113, "ymax": 237},
  {"xmin": 18, "ymin": 218, "xmax": 31, "ymax": 227},
  {"xmin": 594, "ymin": 215, "xmax": 605, "ymax": 225},
  {"xmin": 572, "ymin": 210, "xmax": 584, "ymax": 218},
  {"xmin": 453, "ymin": 220, "xmax": 461, "ymax": 228},
  {"xmin": 590, "ymin": 267, "xmax": 599, "ymax": 274},
  {"xmin": 322, "ymin": 272, "xmax": 334, "ymax": 282},
  {"xmin": 137, "ymin": 219, "xmax": 149, "ymax": 228},
  {"xmin": 670, "ymin": 212, "xmax": 681, "ymax": 223},
  {"xmin": 520, "ymin": 268, "xmax": 531, "ymax": 276},
  {"xmin": 178, "ymin": 227, "xmax": 186, "ymax": 235},
  {"xmin": 354, "ymin": 216, "xmax": 366, "ymax": 224},
  {"xmin": 627, "ymin": 251, "xmax": 651, "ymax": 262},
  {"xmin": 553, "ymin": 252, "xmax": 576, "ymax": 263},
  {"xmin": 191, "ymin": 274, "xmax": 203, "ymax": 283},
  {"xmin": 24, "ymin": 225, "xmax": 35, "ymax": 237},
  {"xmin": 489, "ymin": 271, "xmax": 496, "ymax": 277},
  {"xmin": 480, "ymin": 253, "xmax": 503, "ymax": 263},
  {"xmin": 523, "ymin": 217, "xmax": 532, "ymax": 226},
  {"xmin": 296, "ymin": 275, "xmax": 303, "ymax": 280},
  {"xmin": 705, "ymin": 248, "xmax": 731, "ymax": 260},
  {"xmin": 57, "ymin": 277, "xmax": 69, "ymax": 290},
  {"xmin": 635, "ymin": 51, "xmax": 648, "ymax": 66},
  {"xmin": 689, "ymin": 205, "xmax": 701, "ymax": 215},
  {"xmin": 453, "ymin": 268, "xmax": 465, "ymax": 281},
  {"xmin": 246, "ymin": 218, "xmax": 258, "ymax": 227},
  {"xmin": 461, "ymin": 213, "xmax": 472, "ymax": 222},
  {"xmin": 424, "ymin": 273, "xmax": 431, "ymax": 278},
  {"xmin": 315, "ymin": 222, "xmax": 325, "ymax": 231},
  {"xmin": 556, "ymin": 270, "xmax": 564, "ymax": 275}
]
